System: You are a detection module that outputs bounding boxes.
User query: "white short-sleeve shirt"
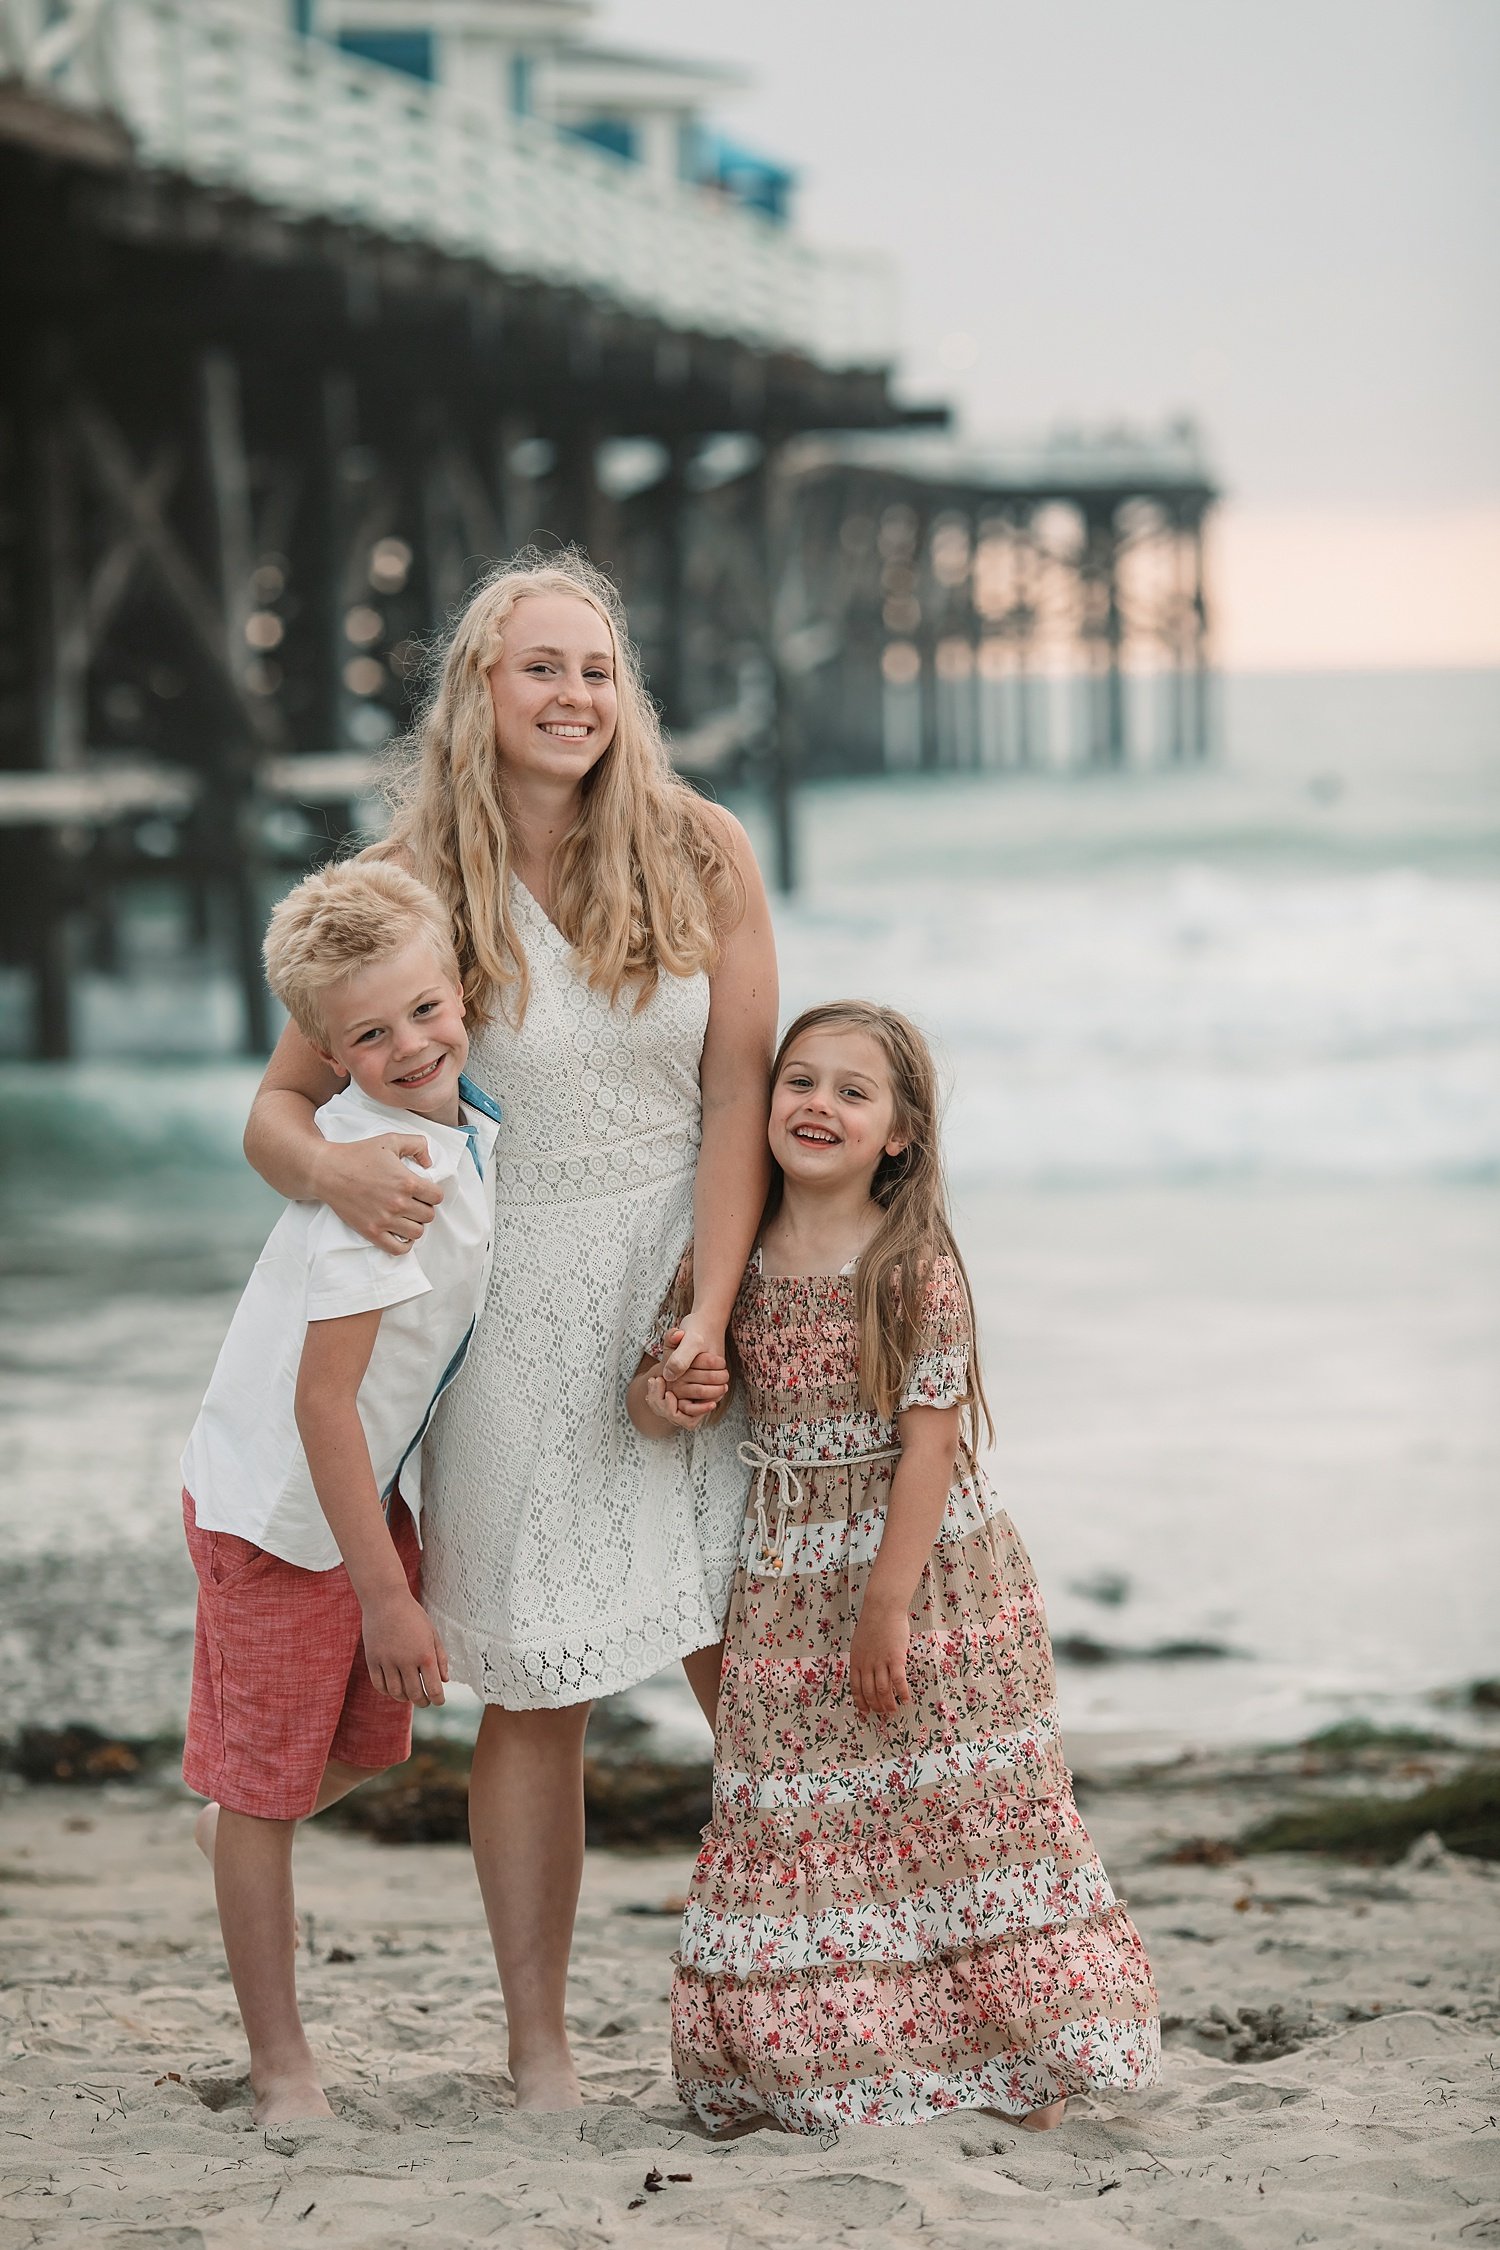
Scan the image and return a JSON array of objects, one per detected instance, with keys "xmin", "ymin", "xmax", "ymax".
[{"xmin": 182, "ymin": 1074, "xmax": 501, "ymax": 1571}]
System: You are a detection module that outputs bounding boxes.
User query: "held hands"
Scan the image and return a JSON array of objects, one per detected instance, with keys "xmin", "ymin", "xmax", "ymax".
[
  {"xmin": 322, "ymin": 1133, "xmax": 442, "ymax": 1255},
  {"xmin": 849, "ymin": 1595, "xmax": 913, "ymax": 1720},
  {"xmin": 649, "ymin": 1323, "xmax": 731, "ymax": 1429},
  {"xmin": 362, "ymin": 1589, "xmax": 450, "ymax": 1706}
]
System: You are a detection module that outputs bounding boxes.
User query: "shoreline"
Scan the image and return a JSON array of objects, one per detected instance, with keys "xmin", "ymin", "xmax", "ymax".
[{"xmin": 3, "ymin": 1738, "xmax": 1496, "ymax": 2247}]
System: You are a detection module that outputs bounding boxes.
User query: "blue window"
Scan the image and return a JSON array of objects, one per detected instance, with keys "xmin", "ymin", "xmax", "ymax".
[
  {"xmin": 510, "ymin": 53, "xmax": 533, "ymax": 116},
  {"xmin": 336, "ymin": 28, "xmax": 435, "ymax": 82},
  {"xmin": 565, "ymin": 115, "xmax": 638, "ymax": 162},
  {"xmin": 691, "ymin": 130, "xmax": 795, "ymax": 225}
]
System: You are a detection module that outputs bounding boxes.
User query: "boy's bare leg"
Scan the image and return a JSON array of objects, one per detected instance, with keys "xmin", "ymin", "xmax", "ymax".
[
  {"xmin": 681, "ymin": 1640, "xmax": 724, "ymax": 1732},
  {"xmin": 213, "ymin": 1808, "xmax": 329, "ymax": 2124},
  {"xmin": 193, "ymin": 1756, "xmax": 373, "ymax": 1867},
  {"xmin": 467, "ymin": 1701, "xmax": 592, "ymax": 2110},
  {"xmin": 200, "ymin": 1758, "xmax": 379, "ymax": 2124}
]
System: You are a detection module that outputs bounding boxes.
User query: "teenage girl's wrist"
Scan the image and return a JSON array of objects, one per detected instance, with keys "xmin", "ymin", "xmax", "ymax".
[
  {"xmin": 683, "ymin": 1301, "xmax": 727, "ymax": 1352},
  {"xmin": 308, "ymin": 1135, "xmax": 342, "ymax": 1208}
]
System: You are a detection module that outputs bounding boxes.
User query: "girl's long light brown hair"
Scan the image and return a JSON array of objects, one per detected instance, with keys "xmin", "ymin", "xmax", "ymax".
[
  {"xmin": 377, "ymin": 548, "xmax": 740, "ymax": 1025},
  {"xmin": 771, "ymin": 1001, "xmax": 994, "ymax": 1455}
]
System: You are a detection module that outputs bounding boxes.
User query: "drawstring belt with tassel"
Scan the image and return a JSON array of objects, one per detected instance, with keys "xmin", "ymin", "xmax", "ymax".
[{"xmin": 737, "ymin": 1439, "xmax": 901, "ymax": 1574}]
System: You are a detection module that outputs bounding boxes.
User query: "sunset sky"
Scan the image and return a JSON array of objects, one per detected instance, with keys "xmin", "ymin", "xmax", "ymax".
[{"xmin": 602, "ymin": 0, "xmax": 1499, "ymax": 671}]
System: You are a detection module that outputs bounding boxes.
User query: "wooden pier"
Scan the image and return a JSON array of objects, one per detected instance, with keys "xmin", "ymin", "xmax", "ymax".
[
  {"xmin": 0, "ymin": 0, "xmax": 1215, "ymax": 1059},
  {"xmin": 780, "ymin": 428, "xmax": 1218, "ymax": 777}
]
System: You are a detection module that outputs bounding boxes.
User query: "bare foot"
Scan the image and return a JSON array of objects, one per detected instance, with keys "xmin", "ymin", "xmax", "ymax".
[
  {"xmin": 509, "ymin": 2055, "xmax": 582, "ymax": 2110},
  {"xmin": 251, "ymin": 2069, "xmax": 335, "ymax": 2127},
  {"xmin": 1015, "ymin": 2097, "xmax": 1068, "ymax": 2132}
]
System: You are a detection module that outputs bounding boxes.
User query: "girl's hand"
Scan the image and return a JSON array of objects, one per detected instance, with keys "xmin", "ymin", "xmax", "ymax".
[
  {"xmin": 361, "ymin": 1590, "xmax": 449, "ymax": 1705},
  {"xmin": 660, "ymin": 1313, "xmax": 726, "ymax": 1389},
  {"xmin": 643, "ymin": 1371, "xmax": 708, "ymax": 1430},
  {"xmin": 653, "ymin": 1332, "xmax": 730, "ymax": 1426},
  {"xmin": 656, "ymin": 1328, "xmax": 730, "ymax": 1419},
  {"xmin": 849, "ymin": 1598, "xmax": 912, "ymax": 1719},
  {"xmin": 626, "ymin": 1349, "xmax": 727, "ymax": 1438},
  {"xmin": 317, "ymin": 1134, "xmax": 443, "ymax": 1253}
]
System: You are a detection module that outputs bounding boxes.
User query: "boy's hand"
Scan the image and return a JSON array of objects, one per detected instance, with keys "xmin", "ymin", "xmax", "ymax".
[
  {"xmin": 362, "ymin": 1590, "xmax": 449, "ymax": 1705},
  {"xmin": 849, "ymin": 1598, "xmax": 912, "ymax": 1720}
]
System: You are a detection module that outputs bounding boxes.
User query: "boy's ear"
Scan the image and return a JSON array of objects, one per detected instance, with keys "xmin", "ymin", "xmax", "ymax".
[{"xmin": 312, "ymin": 1042, "xmax": 348, "ymax": 1081}]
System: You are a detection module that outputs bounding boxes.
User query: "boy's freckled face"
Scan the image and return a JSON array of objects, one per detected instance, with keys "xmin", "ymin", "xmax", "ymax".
[
  {"xmin": 769, "ymin": 1029, "xmax": 904, "ymax": 1189},
  {"xmin": 317, "ymin": 940, "xmax": 469, "ymax": 1125}
]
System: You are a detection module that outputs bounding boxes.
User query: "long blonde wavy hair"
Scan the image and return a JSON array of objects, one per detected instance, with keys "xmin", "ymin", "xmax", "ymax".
[
  {"xmin": 377, "ymin": 549, "xmax": 740, "ymax": 1026},
  {"xmin": 769, "ymin": 1001, "xmax": 995, "ymax": 1455}
]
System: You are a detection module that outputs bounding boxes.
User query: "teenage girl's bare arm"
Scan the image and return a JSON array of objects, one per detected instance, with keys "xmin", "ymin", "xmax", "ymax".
[
  {"xmin": 662, "ymin": 808, "xmax": 776, "ymax": 1383},
  {"xmin": 849, "ymin": 1403, "xmax": 962, "ymax": 1719},
  {"xmin": 244, "ymin": 1019, "xmax": 442, "ymax": 1254}
]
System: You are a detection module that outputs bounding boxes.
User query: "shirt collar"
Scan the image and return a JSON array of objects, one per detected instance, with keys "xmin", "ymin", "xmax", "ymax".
[
  {"xmin": 323, "ymin": 1079, "xmax": 475, "ymax": 1158},
  {"xmin": 458, "ymin": 1073, "xmax": 503, "ymax": 1126}
]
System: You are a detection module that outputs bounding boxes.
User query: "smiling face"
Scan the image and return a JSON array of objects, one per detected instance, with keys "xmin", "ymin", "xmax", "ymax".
[
  {"xmin": 316, "ymin": 938, "xmax": 469, "ymax": 1126},
  {"xmin": 769, "ymin": 1026, "xmax": 908, "ymax": 1194},
  {"xmin": 486, "ymin": 590, "xmax": 619, "ymax": 792}
]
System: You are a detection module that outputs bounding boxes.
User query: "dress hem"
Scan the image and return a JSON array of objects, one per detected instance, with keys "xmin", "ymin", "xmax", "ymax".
[
  {"xmin": 428, "ymin": 1598, "xmax": 733, "ymax": 1711},
  {"xmin": 673, "ymin": 2014, "xmax": 1162, "ymax": 2136}
]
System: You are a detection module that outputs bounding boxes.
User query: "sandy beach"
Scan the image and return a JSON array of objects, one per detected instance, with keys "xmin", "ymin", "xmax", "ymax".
[{"xmin": 3, "ymin": 1751, "xmax": 1497, "ymax": 2250}]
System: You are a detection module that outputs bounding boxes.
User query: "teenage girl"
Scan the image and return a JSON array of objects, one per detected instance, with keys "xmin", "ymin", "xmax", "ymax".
[{"xmin": 631, "ymin": 1001, "xmax": 1160, "ymax": 2134}]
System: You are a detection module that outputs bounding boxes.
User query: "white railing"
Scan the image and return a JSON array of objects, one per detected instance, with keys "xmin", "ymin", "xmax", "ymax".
[{"xmin": 0, "ymin": 0, "xmax": 895, "ymax": 370}]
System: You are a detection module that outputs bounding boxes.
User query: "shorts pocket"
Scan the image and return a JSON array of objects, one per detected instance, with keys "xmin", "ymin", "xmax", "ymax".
[{"xmin": 203, "ymin": 1529, "xmax": 276, "ymax": 1592}]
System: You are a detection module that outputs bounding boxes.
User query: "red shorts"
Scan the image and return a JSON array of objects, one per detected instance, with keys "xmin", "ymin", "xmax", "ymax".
[{"xmin": 182, "ymin": 1488, "xmax": 420, "ymax": 1821}]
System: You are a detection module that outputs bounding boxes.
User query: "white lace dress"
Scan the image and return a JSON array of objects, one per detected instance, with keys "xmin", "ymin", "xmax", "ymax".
[{"xmin": 419, "ymin": 882, "xmax": 749, "ymax": 1707}]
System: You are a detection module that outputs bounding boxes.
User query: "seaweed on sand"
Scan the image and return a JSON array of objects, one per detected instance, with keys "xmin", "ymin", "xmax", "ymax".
[
  {"xmin": 325, "ymin": 1738, "xmax": 712, "ymax": 1848},
  {"xmin": 5, "ymin": 1724, "xmax": 179, "ymax": 1785},
  {"xmin": 1239, "ymin": 1762, "xmax": 1500, "ymax": 1863}
]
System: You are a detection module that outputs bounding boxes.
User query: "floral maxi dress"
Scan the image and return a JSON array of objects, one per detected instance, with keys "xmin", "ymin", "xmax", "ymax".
[{"xmin": 669, "ymin": 1253, "xmax": 1161, "ymax": 2133}]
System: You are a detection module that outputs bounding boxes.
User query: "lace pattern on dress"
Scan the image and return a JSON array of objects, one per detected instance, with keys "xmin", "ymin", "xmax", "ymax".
[{"xmin": 417, "ymin": 882, "xmax": 747, "ymax": 1707}]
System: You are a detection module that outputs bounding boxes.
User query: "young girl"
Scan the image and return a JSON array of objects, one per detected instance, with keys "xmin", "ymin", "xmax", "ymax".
[{"xmin": 632, "ymin": 1002, "xmax": 1160, "ymax": 2134}]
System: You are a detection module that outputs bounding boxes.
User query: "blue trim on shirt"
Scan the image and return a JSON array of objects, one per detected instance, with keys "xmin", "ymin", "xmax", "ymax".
[
  {"xmin": 379, "ymin": 1073, "xmax": 496, "ymax": 1503},
  {"xmin": 458, "ymin": 1073, "xmax": 503, "ymax": 1126},
  {"xmin": 385, "ymin": 1316, "xmax": 476, "ymax": 1506}
]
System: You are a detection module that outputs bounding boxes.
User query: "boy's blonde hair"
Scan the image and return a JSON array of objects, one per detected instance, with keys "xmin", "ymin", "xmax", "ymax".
[{"xmin": 263, "ymin": 859, "xmax": 458, "ymax": 1049}]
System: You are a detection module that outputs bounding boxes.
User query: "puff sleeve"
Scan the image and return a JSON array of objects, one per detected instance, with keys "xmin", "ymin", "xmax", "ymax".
[{"xmin": 897, "ymin": 1254, "xmax": 972, "ymax": 1412}]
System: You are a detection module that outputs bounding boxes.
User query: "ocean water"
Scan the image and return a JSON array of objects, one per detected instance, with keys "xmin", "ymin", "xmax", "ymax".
[{"xmin": 2, "ymin": 668, "xmax": 1497, "ymax": 1756}]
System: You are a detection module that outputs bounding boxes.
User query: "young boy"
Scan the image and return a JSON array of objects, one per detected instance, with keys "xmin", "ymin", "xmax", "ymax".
[{"xmin": 179, "ymin": 858, "xmax": 499, "ymax": 2126}]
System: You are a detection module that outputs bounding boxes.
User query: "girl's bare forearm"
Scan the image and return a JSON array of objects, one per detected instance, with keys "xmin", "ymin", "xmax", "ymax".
[
  {"xmin": 689, "ymin": 1101, "xmax": 770, "ymax": 1332},
  {"xmin": 864, "ymin": 1479, "xmax": 948, "ymax": 1614},
  {"xmin": 626, "ymin": 1365, "xmax": 672, "ymax": 1439},
  {"xmin": 244, "ymin": 1085, "xmax": 327, "ymax": 1202},
  {"xmin": 863, "ymin": 1416, "xmax": 960, "ymax": 1614}
]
